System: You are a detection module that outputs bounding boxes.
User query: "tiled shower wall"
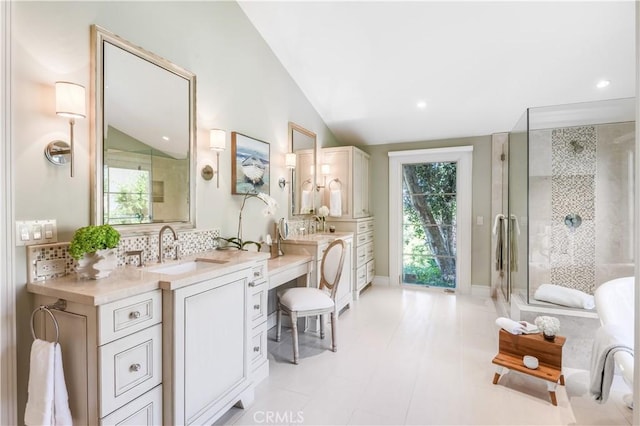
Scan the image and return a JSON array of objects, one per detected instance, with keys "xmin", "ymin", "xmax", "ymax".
[{"xmin": 529, "ymin": 122, "xmax": 635, "ymax": 296}]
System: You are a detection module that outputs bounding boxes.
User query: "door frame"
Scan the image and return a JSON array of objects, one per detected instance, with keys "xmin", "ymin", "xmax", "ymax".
[{"xmin": 388, "ymin": 146, "xmax": 473, "ymax": 294}]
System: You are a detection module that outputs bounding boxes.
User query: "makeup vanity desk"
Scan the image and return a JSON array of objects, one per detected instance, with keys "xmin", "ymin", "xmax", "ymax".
[{"xmin": 267, "ymin": 254, "xmax": 313, "ymax": 289}]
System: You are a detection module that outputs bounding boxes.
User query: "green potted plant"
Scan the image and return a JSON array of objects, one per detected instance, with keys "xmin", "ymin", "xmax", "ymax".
[{"xmin": 69, "ymin": 224, "xmax": 121, "ymax": 279}]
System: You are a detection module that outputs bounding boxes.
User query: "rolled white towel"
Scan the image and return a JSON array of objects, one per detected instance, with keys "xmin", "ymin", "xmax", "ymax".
[
  {"xmin": 534, "ymin": 283, "xmax": 595, "ymax": 309},
  {"xmin": 495, "ymin": 317, "xmax": 525, "ymax": 335}
]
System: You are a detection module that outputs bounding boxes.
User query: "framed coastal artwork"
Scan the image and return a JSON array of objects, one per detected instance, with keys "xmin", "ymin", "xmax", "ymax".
[{"xmin": 231, "ymin": 132, "xmax": 271, "ymax": 195}]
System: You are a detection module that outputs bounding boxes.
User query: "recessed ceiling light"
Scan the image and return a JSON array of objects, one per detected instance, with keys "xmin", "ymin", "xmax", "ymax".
[
  {"xmin": 416, "ymin": 101, "xmax": 427, "ymax": 109},
  {"xmin": 596, "ymin": 80, "xmax": 610, "ymax": 89},
  {"xmin": 162, "ymin": 136, "xmax": 170, "ymax": 141}
]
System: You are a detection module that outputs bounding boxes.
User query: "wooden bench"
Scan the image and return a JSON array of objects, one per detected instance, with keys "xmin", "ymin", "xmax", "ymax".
[{"xmin": 492, "ymin": 329, "xmax": 565, "ymax": 405}]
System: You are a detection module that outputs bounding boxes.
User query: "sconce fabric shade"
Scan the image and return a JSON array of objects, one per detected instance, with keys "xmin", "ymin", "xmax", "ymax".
[
  {"xmin": 285, "ymin": 153, "xmax": 296, "ymax": 169},
  {"xmin": 55, "ymin": 82, "xmax": 86, "ymax": 118},
  {"xmin": 209, "ymin": 129, "xmax": 226, "ymax": 151},
  {"xmin": 321, "ymin": 164, "xmax": 331, "ymax": 175}
]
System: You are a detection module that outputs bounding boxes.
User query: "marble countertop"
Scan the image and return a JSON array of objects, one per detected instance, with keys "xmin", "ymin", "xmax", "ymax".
[
  {"xmin": 27, "ymin": 249, "xmax": 269, "ymax": 306},
  {"xmin": 279, "ymin": 231, "xmax": 353, "ymax": 245}
]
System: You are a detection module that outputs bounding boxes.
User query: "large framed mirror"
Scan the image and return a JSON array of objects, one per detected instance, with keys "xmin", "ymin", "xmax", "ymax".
[
  {"xmin": 90, "ymin": 25, "xmax": 196, "ymax": 231},
  {"xmin": 288, "ymin": 122, "xmax": 317, "ymax": 217}
]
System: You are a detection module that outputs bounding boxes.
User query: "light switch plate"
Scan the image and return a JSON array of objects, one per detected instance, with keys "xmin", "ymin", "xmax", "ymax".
[{"xmin": 15, "ymin": 219, "xmax": 58, "ymax": 246}]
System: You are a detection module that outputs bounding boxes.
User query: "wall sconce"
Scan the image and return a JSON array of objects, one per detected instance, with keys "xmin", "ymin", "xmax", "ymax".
[
  {"xmin": 279, "ymin": 152, "xmax": 297, "ymax": 189},
  {"xmin": 203, "ymin": 128, "xmax": 226, "ymax": 188},
  {"xmin": 44, "ymin": 81, "xmax": 86, "ymax": 177}
]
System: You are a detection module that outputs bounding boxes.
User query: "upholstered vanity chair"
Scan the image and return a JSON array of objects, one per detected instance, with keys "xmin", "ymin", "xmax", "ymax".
[{"xmin": 276, "ymin": 239, "xmax": 346, "ymax": 364}]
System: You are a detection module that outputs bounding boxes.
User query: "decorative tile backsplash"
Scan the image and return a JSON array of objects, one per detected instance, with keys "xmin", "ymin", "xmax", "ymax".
[{"xmin": 27, "ymin": 228, "xmax": 220, "ymax": 282}]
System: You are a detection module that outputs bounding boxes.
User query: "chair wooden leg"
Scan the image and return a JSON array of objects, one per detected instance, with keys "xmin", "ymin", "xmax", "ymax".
[
  {"xmin": 276, "ymin": 307, "xmax": 282, "ymax": 342},
  {"xmin": 320, "ymin": 314, "xmax": 325, "ymax": 339},
  {"xmin": 330, "ymin": 311, "xmax": 337, "ymax": 352},
  {"xmin": 291, "ymin": 311, "xmax": 299, "ymax": 364}
]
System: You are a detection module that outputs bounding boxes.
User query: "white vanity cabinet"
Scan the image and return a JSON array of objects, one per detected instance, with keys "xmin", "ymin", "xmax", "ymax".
[
  {"xmin": 321, "ymin": 146, "xmax": 370, "ymax": 219},
  {"xmin": 162, "ymin": 265, "xmax": 259, "ymax": 425},
  {"xmin": 280, "ymin": 234, "xmax": 353, "ymax": 313},
  {"xmin": 331, "ymin": 217, "xmax": 375, "ymax": 299},
  {"xmin": 31, "ymin": 290, "xmax": 163, "ymax": 425}
]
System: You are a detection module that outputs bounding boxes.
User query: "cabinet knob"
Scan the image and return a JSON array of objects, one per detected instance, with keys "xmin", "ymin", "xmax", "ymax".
[
  {"xmin": 130, "ymin": 363, "xmax": 142, "ymax": 372},
  {"xmin": 253, "ymin": 304, "xmax": 261, "ymax": 310},
  {"xmin": 254, "ymin": 271, "xmax": 261, "ymax": 277},
  {"xmin": 248, "ymin": 282, "xmax": 256, "ymax": 287},
  {"xmin": 253, "ymin": 346, "xmax": 260, "ymax": 352},
  {"xmin": 129, "ymin": 311, "xmax": 141, "ymax": 319}
]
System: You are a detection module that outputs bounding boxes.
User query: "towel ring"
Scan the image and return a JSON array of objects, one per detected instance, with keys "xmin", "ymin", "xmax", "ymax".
[
  {"xmin": 328, "ymin": 178, "xmax": 342, "ymax": 190},
  {"xmin": 302, "ymin": 178, "xmax": 313, "ymax": 191},
  {"xmin": 30, "ymin": 306, "xmax": 60, "ymax": 345}
]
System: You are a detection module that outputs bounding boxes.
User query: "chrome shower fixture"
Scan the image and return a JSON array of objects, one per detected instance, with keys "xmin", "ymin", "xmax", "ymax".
[
  {"xmin": 564, "ymin": 213, "xmax": 582, "ymax": 230},
  {"xmin": 569, "ymin": 140, "xmax": 584, "ymax": 154}
]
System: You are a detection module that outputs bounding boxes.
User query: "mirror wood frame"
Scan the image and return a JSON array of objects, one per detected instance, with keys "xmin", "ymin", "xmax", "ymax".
[
  {"xmin": 90, "ymin": 25, "xmax": 197, "ymax": 233},
  {"xmin": 288, "ymin": 121, "xmax": 317, "ymax": 217}
]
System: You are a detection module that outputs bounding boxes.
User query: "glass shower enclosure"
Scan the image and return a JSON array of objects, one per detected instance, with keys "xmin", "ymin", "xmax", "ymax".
[{"xmin": 507, "ymin": 98, "xmax": 635, "ymax": 306}]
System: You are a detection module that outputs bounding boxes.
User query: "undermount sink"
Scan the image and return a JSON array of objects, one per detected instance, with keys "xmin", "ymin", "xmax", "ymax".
[{"xmin": 150, "ymin": 259, "xmax": 228, "ymax": 275}]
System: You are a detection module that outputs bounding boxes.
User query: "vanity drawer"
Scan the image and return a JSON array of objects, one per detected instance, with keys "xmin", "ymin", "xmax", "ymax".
[
  {"xmin": 364, "ymin": 242, "xmax": 374, "ymax": 263},
  {"xmin": 99, "ymin": 324, "xmax": 162, "ymax": 417},
  {"xmin": 356, "ymin": 265, "xmax": 367, "ymax": 290},
  {"xmin": 250, "ymin": 284, "xmax": 267, "ymax": 324},
  {"xmin": 366, "ymin": 260, "xmax": 375, "ymax": 283},
  {"xmin": 317, "ymin": 243, "xmax": 329, "ymax": 260},
  {"xmin": 356, "ymin": 221, "xmax": 368, "ymax": 234},
  {"xmin": 360, "ymin": 231, "xmax": 373, "ymax": 245},
  {"xmin": 250, "ymin": 322, "xmax": 268, "ymax": 366},
  {"xmin": 251, "ymin": 261, "xmax": 266, "ymax": 282},
  {"xmin": 356, "ymin": 246, "xmax": 366, "ymax": 267},
  {"xmin": 98, "ymin": 290, "xmax": 162, "ymax": 345},
  {"xmin": 365, "ymin": 220, "xmax": 374, "ymax": 232},
  {"xmin": 100, "ymin": 385, "xmax": 162, "ymax": 426}
]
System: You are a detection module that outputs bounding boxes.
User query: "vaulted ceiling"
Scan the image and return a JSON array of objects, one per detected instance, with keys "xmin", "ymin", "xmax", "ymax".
[{"xmin": 239, "ymin": 1, "xmax": 636, "ymax": 145}]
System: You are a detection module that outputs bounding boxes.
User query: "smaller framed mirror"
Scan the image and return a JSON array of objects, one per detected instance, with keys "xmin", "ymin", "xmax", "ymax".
[
  {"xmin": 288, "ymin": 122, "xmax": 317, "ymax": 217},
  {"xmin": 277, "ymin": 217, "xmax": 289, "ymax": 240}
]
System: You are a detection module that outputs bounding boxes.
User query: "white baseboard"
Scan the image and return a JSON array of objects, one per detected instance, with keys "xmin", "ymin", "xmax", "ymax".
[
  {"xmin": 471, "ymin": 284, "xmax": 491, "ymax": 297},
  {"xmin": 373, "ymin": 276, "xmax": 490, "ymax": 298},
  {"xmin": 372, "ymin": 275, "xmax": 391, "ymax": 286}
]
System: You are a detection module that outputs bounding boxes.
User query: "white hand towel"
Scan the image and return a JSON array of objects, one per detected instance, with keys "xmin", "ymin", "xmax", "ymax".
[
  {"xmin": 53, "ymin": 344, "xmax": 72, "ymax": 425},
  {"xmin": 329, "ymin": 189, "xmax": 342, "ymax": 217},
  {"xmin": 25, "ymin": 340, "xmax": 72, "ymax": 426},
  {"xmin": 495, "ymin": 317, "xmax": 525, "ymax": 335},
  {"xmin": 300, "ymin": 190, "xmax": 311, "ymax": 214}
]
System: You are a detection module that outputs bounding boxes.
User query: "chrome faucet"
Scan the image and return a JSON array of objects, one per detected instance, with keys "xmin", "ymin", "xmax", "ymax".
[{"xmin": 158, "ymin": 225, "xmax": 179, "ymax": 263}]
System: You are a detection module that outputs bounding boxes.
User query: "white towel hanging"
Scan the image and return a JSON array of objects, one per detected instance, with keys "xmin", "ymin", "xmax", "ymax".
[
  {"xmin": 24, "ymin": 340, "xmax": 72, "ymax": 426},
  {"xmin": 329, "ymin": 189, "xmax": 342, "ymax": 217},
  {"xmin": 492, "ymin": 214, "xmax": 505, "ymax": 235}
]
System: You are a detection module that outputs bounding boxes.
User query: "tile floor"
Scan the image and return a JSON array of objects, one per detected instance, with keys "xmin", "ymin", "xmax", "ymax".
[{"xmin": 217, "ymin": 284, "xmax": 633, "ymax": 425}]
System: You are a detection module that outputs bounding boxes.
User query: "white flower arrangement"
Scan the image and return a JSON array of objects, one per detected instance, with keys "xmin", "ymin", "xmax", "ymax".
[
  {"xmin": 318, "ymin": 205, "xmax": 330, "ymax": 218},
  {"xmin": 534, "ymin": 316, "xmax": 560, "ymax": 337}
]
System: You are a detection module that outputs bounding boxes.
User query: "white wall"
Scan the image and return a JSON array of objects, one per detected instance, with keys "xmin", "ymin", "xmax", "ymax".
[{"xmin": 11, "ymin": 1, "xmax": 337, "ymax": 421}]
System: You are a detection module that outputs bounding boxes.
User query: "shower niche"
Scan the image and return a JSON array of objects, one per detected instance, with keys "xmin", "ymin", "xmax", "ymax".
[{"xmin": 507, "ymin": 98, "xmax": 636, "ymax": 306}]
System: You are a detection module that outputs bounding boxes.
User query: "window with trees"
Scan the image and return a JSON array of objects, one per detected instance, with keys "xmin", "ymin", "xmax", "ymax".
[{"xmin": 402, "ymin": 162, "xmax": 457, "ymax": 288}]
